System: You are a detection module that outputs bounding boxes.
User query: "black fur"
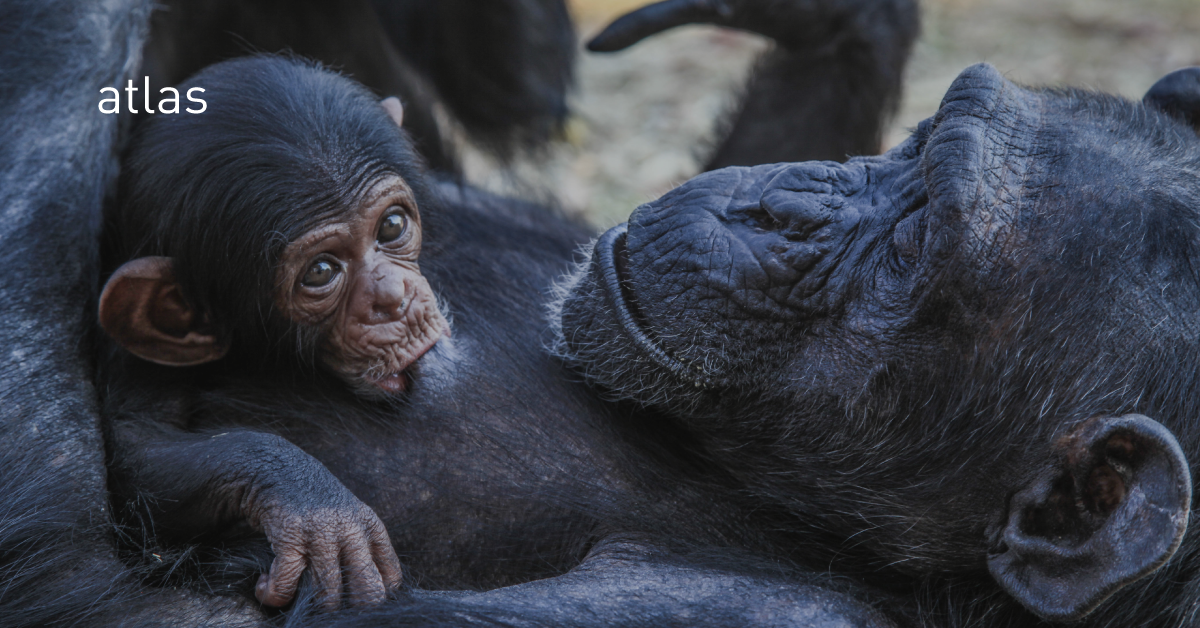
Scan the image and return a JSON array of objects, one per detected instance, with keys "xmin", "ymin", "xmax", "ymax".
[
  {"xmin": 0, "ymin": 1, "xmax": 942, "ymax": 627},
  {"xmin": 0, "ymin": 1, "xmax": 263, "ymax": 625},
  {"xmin": 587, "ymin": 0, "xmax": 920, "ymax": 167},
  {"xmin": 143, "ymin": 0, "xmax": 577, "ymax": 171},
  {"xmin": 370, "ymin": 0, "xmax": 576, "ymax": 158}
]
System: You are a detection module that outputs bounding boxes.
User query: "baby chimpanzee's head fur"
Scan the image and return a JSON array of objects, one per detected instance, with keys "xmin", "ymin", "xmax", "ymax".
[{"xmin": 103, "ymin": 55, "xmax": 448, "ymax": 393}]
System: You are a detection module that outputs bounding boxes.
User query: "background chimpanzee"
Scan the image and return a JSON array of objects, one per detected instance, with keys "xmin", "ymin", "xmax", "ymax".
[
  {"xmin": 587, "ymin": 0, "xmax": 919, "ymax": 168},
  {"xmin": 99, "ymin": 56, "xmax": 463, "ymax": 610},
  {"xmin": 140, "ymin": 0, "xmax": 576, "ymax": 171},
  {"xmin": 0, "ymin": 0, "xmax": 926, "ymax": 627},
  {"xmin": 141, "ymin": 0, "xmax": 918, "ymax": 175},
  {"xmin": 554, "ymin": 63, "xmax": 1200, "ymax": 626}
]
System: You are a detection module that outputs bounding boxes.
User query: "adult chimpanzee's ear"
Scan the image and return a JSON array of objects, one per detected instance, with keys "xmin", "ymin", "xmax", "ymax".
[
  {"xmin": 381, "ymin": 96, "xmax": 404, "ymax": 128},
  {"xmin": 1144, "ymin": 67, "xmax": 1200, "ymax": 131},
  {"xmin": 98, "ymin": 256, "xmax": 228, "ymax": 366},
  {"xmin": 988, "ymin": 414, "xmax": 1191, "ymax": 622}
]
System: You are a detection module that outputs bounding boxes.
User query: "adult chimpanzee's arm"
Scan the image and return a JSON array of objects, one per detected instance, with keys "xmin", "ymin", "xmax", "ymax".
[
  {"xmin": 306, "ymin": 538, "xmax": 897, "ymax": 628},
  {"xmin": 370, "ymin": 0, "xmax": 575, "ymax": 159},
  {"xmin": 143, "ymin": 0, "xmax": 576, "ymax": 171},
  {"xmin": 143, "ymin": 0, "xmax": 454, "ymax": 171},
  {"xmin": 0, "ymin": 1, "xmax": 264, "ymax": 625},
  {"xmin": 589, "ymin": 0, "xmax": 919, "ymax": 167}
]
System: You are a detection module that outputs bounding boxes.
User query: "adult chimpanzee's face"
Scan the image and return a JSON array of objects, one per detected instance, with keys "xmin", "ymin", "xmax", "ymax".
[
  {"xmin": 276, "ymin": 174, "xmax": 449, "ymax": 395},
  {"xmin": 556, "ymin": 64, "xmax": 1200, "ymax": 621}
]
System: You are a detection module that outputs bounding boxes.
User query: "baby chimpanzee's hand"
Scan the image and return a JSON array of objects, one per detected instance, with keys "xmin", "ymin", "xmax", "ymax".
[{"xmin": 247, "ymin": 472, "xmax": 401, "ymax": 611}]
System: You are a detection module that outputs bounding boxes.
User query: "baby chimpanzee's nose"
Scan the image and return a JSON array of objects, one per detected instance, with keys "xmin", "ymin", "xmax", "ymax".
[{"xmin": 350, "ymin": 262, "xmax": 409, "ymax": 325}]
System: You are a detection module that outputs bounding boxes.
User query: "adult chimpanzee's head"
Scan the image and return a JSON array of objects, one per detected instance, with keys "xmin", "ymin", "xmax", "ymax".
[
  {"xmin": 554, "ymin": 64, "xmax": 1200, "ymax": 623},
  {"xmin": 100, "ymin": 55, "xmax": 449, "ymax": 395}
]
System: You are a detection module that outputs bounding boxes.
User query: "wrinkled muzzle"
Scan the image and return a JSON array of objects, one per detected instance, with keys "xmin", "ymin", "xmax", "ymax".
[{"xmin": 553, "ymin": 63, "xmax": 1047, "ymax": 407}]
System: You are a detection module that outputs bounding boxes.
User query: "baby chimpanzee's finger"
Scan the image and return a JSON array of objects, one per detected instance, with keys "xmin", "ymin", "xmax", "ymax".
[
  {"xmin": 342, "ymin": 537, "xmax": 387, "ymax": 607},
  {"xmin": 370, "ymin": 525, "xmax": 403, "ymax": 592},
  {"xmin": 310, "ymin": 541, "xmax": 345, "ymax": 612},
  {"xmin": 257, "ymin": 547, "xmax": 307, "ymax": 608}
]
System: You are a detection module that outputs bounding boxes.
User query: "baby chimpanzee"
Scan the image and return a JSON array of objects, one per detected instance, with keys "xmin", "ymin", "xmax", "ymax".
[{"xmin": 98, "ymin": 56, "xmax": 449, "ymax": 611}]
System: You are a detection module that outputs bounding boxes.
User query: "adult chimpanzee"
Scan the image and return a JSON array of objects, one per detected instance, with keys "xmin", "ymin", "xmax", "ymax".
[
  {"xmin": 14, "ymin": 0, "xmax": 1200, "ymax": 626},
  {"xmin": 99, "ymin": 56, "xmax": 459, "ymax": 610},
  {"xmin": 0, "ymin": 0, "xmax": 927, "ymax": 626},
  {"xmin": 553, "ymin": 63, "xmax": 1200, "ymax": 626}
]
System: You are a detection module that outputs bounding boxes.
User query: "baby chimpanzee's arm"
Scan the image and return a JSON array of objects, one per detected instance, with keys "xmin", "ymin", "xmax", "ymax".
[{"xmin": 107, "ymin": 417, "xmax": 401, "ymax": 611}]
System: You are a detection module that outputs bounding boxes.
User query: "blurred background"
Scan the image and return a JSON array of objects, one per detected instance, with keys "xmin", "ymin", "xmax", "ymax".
[{"xmin": 456, "ymin": 0, "xmax": 1200, "ymax": 227}]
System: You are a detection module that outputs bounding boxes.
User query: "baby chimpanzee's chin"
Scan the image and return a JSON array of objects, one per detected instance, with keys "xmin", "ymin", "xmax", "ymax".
[
  {"xmin": 346, "ymin": 356, "xmax": 432, "ymax": 403},
  {"xmin": 344, "ymin": 368, "xmax": 412, "ymax": 401}
]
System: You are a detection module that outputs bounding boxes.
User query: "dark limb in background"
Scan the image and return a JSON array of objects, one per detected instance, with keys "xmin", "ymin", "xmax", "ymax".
[
  {"xmin": 589, "ymin": 0, "xmax": 920, "ymax": 167},
  {"xmin": 143, "ymin": 0, "xmax": 455, "ymax": 171},
  {"xmin": 371, "ymin": 0, "xmax": 576, "ymax": 159},
  {"xmin": 0, "ymin": 1, "xmax": 260, "ymax": 625},
  {"xmin": 144, "ymin": 0, "xmax": 577, "ymax": 171}
]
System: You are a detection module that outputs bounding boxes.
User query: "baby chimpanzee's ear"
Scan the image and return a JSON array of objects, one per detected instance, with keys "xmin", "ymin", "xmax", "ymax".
[
  {"xmin": 1144, "ymin": 67, "xmax": 1200, "ymax": 131},
  {"xmin": 381, "ymin": 96, "xmax": 404, "ymax": 128},
  {"xmin": 98, "ymin": 256, "xmax": 228, "ymax": 366}
]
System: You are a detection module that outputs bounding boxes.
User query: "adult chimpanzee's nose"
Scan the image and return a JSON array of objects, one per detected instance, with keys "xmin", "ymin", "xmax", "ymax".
[{"xmin": 754, "ymin": 162, "xmax": 864, "ymax": 234}]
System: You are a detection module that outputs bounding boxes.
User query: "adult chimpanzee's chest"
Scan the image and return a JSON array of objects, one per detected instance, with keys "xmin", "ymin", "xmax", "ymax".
[{"xmin": 277, "ymin": 344, "xmax": 643, "ymax": 588}]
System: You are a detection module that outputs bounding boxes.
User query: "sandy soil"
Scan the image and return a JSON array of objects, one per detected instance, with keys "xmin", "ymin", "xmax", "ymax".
[{"xmin": 455, "ymin": 0, "xmax": 1200, "ymax": 228}]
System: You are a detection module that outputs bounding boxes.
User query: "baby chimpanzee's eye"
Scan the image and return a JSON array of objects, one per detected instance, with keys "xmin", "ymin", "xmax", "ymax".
[
  {"xmin": 302, "ymin": 259, "xmax": 339, "ymax": 287},
  {"xmin": 377, "ymin": 211, "xmax": 408, "ymax": 243}
]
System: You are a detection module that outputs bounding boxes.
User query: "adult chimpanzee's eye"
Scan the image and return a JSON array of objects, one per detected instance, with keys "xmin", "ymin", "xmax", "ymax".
[
  {"xmin": 301, "ymin": 259, "xmax": 338, "ymax": 287},
  {"xmin": 378, "ymin": 212, "xmax": 408, "ymax": 243}
]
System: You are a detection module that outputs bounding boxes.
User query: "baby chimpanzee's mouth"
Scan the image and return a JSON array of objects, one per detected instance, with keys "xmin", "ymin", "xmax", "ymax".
[
  {"xmin": 362, "ymin": 333, "xmax": 441, "ymax": 394},
  {"xmin": 595, "ymin": 225, "xmax": 720, "ymax": 389},
  {"xmin": 368, "ymin": 370, "xmax": 410, "ymax": 393}
]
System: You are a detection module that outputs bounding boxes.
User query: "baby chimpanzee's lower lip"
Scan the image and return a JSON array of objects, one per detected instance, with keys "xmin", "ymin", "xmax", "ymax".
[
  {"xmin": 369, "ymin": 371, "xmax": 409, "ymax": 393},
  {"xmin": 364, "ymin": 333, "xmax": 442, "ymax": 393}
]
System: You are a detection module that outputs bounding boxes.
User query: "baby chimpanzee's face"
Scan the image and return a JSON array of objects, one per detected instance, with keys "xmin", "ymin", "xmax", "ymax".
[{"xmin": 275, "ymin": 174, "xmax": 449, "ymax": 395}]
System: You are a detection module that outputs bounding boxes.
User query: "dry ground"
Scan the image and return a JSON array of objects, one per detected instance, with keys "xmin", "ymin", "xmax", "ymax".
[{"xmin": 455, "ymin": 0, "xmax": 1200, "ymax": 228}]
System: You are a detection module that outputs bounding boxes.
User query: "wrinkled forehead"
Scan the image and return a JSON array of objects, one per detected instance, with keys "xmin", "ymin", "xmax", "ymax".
[
  {"xmin": 926, "ymin": 68, "xmax": 1200, "ymax": 342},
  {"xmin": 922, "ymin": 64, "xmax": 1200, "ymax": 266},
  {"xmin": 282, "ymin": 172, "xmax": 418, "ymax": 239},
  {"xmin": 921, "ymin": 63, "xmax": 1048, "ymax": 224}
]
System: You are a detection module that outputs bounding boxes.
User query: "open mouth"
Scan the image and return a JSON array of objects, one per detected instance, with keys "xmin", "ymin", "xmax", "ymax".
[{"xmin": 594, "ymin": 224, "xmax": 721, "ymax": 389}]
